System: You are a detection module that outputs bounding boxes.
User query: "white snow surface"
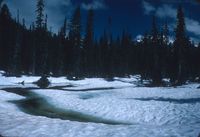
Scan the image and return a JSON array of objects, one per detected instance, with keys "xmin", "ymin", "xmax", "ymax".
[
  {"xmin": 0, "ymin": 71, "xmax": 69, "ymax": 86},
  {"xmin": 0, "ymin": 74, "xmax": 200, "ymax": 137}
]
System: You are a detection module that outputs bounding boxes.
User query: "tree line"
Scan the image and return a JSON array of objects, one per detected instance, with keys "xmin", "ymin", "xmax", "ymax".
[{"xmin": 0, "ymin": 0, "xmax": 200, "ymax": 86}]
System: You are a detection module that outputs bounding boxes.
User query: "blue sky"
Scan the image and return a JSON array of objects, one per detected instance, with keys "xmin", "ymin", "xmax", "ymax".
[{"xmin": 4, "ymin": 0, "xmax": 200, "ymax": 43}]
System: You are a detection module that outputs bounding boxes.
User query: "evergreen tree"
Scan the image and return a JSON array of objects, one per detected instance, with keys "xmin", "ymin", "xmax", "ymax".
[
  {"xmin": 69, "ymin": 6, "xmax": 82, "ymax": 76},
  {"xmin": 163, "ymin": 21, "xmax": 169, "ymax": 45},
  {"xmin": 0, "ymin": 3, "xmax": 199, "ymax": 85},
  {"xmin": 44, "ymin": 14, "xmax": 48, "ymax": 30},
  {"xmin": 140, "ymin": 32, "xmax": 149, "ymax": 80},
  {"xmin": 0, "ymin": 4, "xmax": 12, "ymax": 71},
  {"xmin": 160, "ymin": 21, "xmax": 170, "ymax": 78},
  {"xmin": 36, "ymin": 0, "xmax": 45, "ymax": 29},
  {"xmin": 172, "ymin": 6, "xmax": 189, "ymax": 84},
  {"xmin": 69, "ymin": 6, "xmax": 81, "ymax": 48},
  {"xmin": 84, "ymin": 8, "xmax": 94, "ymax": 76},
  {"xmin": 35, "ymin": 0, "xmax": 48, "ymax": 75},
  {"xmin": 56, "ymin": 18, "xmax": 68, "ymax": 75},
  {"xmin": 151, "ymin": 15, "xmax": 162, "ymax": 85},
  {"xmin": 85, "ymin": 8, "xmax": 94, "ymax": 49},
  {"xmin": 60, "ymin": 18, "xmax": 67, "ymax": 38}
]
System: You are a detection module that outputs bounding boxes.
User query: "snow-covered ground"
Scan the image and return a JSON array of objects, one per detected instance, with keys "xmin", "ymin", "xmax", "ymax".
[{"xmin": 0, "ymin": 71, "xmax": 200, "ymax": 137}]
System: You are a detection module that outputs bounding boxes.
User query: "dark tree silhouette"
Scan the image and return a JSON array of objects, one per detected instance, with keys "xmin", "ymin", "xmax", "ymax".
[
  {"xmin": 150, "ymin": 15, "xmax": 162, "ymax": 85},
  {"xmin": 69, "ymin": 6, "xmax": 82, "ymax": 76},
  {"xmin": 84, "ymin": 8, "xmax": 94, "ymax": 76},
  {"xmin": 35, "ymin": 0, "xmax": 48, "ymax": 75},
  {"xmin": 36, "ymin": 0, "xmax": 45, "ymax": 29},
  {"xmin": 0, "ymin": 3, "xmax": 198, "ymax": 86},
  {"xmin": 172, "ymin": 6, "xmax": 189, "ymax": 85}
]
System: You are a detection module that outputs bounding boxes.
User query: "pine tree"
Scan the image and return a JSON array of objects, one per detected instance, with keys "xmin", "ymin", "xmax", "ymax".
[
  {"xmin": 84, "ymin": 8, "xmax": 94, "ymax": 76},
  {"xmin": 163, "ymin": 21, "xmax": 169, "ymax": 45},
  {"xmin": 59, "ymin": 18, "xmax": 67, "ymax": 39},
  {"xmin": 140, "ymin": 32, "xmax": 149, "ymax": 80},
  {"xmin": 69, "ymin": 6, "xmax": 82, "ymax": 76},
  {"xmin": 175, "ymin": 6, "xmax": 186, "ymax": 42},
  {"xmin": 0, "ymin": 4, "xmax": 12, "ymax": 71},
  {"xmin": 44, "ymin": 14, "xmax": 47, "ymax": 30},
  {"xmin": 160, "ymin": 21, "xmax": 170, "ymax": 78},
  {"xmin": 151, "ymin": 15, "xmax": 162, "ymax": 85},
  {"xmin": 85, "ymin": 8, "xmax": 94, "ymax": 49},
  {"xmin": 35, "ymin": 0, "xmax": 49, "ymax": 75},
  {"xmin": 69, "ymin": 6, "xmax": 81, "ymax": 48},
  {"xmin": 10, "ymin": 22, "xmax": 22, "ymax": 75},
  {"xmin": 56, "ymin": 18, "xmax": 68, "ymax": 75},
  {"xmin": 36, "ymin": 0, "xmax": 45, "ymax": 29},
  {"xmin": 172, "ymin": 6, "xmax": 189, "ymax": 84}
]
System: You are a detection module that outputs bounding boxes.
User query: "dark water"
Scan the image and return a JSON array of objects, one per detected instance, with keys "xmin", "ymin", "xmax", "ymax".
[{"xmin": 2, "ymin": 87, "xmax": 129, "ymax": 125}]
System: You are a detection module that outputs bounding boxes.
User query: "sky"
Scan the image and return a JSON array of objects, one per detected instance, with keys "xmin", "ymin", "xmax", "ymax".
[{"xmin": 3, "ymin": 0, "xmax": 200, "ymax": 43}]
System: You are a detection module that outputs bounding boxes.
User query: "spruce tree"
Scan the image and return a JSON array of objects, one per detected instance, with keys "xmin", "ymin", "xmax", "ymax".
[
  {"xmin": 0, "ymin": 4, "xmax": 12, "ymax": 71},
  {"xmin": 163, "ymin": 21, "xmax": 169, "ymax": 45},
  {"xmin": 57, "ymin": 18, "xmax": 67, "ymax": 75},
  {"xmin": 172, "ymin": 6, "xmax": 189, "ymax": 84},
  {"xmin": 69, "ymin": 6, "xmax": 82, "ymax": 76},
  {"xmin": 35, "ymin": 0, "xmax": 48, "ymax": 75},
  {"xmin": 69, "ymin": 6, "xmax": 81, "ymax": 48},
  {"xmin": 36, "ymin": 0, "xmax": 45, "ymax": 29},
  {"xmin": 84, "ymin": 8, "xmax": 94, "ymax": 76},
  {"xmin": 60, "ymin": 18, "xmax": 67, "ymax": 38},
  {"xmin": 151, "ymin": 15, "xmax": 162, "ymax": 85}
]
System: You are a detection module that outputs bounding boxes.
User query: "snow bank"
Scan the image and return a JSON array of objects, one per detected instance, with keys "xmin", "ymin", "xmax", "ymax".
[
  {"xmin": 61, "ymin": 78, "xmax": 136, "ymax": 91},
  {"xmin": 0, "ymin": 71, "xmax": 69, "ymax": 85},
  {"xmin": 0, "ymin": 74, "xmax": 200, "ymax": 137},
  {"xmin": 30, "ymin": 82, "xmax": 200, "ymax": 137},
  {"xmin": 1, "ymin": 86, "xmax": 200, "ymax": 137},
  {"xmin": 33, "ymin": 87, "xmax": 200, "ymax": 124},
  {"xmin": 0, "ymin": 71, "xmax": 40, "ymax": 85}
]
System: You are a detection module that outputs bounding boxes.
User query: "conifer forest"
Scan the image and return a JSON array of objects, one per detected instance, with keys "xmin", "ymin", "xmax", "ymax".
[{"xmin": 0, "ymin": 0, "xmax": 200, "ymax": 86}]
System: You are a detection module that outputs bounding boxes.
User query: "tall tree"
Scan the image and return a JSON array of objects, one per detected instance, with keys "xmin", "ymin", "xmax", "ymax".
[
  {"xmin": 84, "ymin": 8, "xmax": 94, "ymax": 76},
  {"xmin": 163, "ymin": 21, "xmax": 169, "ymax": 45},
  {"xmin": 56, "ymin": 18, "xmax": 67, "ymax": 75},
  {"xmin": 172, "ymin": 6, "xmax": 189, "ymax": 84},
  {"xmin": 151, "ymin": 15, "xmax": 162, "ymax": 85},
  {"xmin": 36, "ymin": 0, "xmax": 45, "ymax": 29},
  {"xmin": 35, "ymin": 0, "xmax": 48, "ymax": 75},
  {"xmin": 69, "ymin": 6, "xmax": 81, "ymax": 48},
  {"xmin": 60, "ymin": 18, "xmax": 67, "ymax": 38},
  {"xmin": 0, "ymin": 4, "xmax": 12, "ymax": 71},
  {"xmin": 69, "ymin": 6, "xmax": 82, "ymax": 76},
  {"xmin": 44, "ymin": 14, "xmax": 48, "ymax": 30},
  {"xmin": 85, "ymin": 8, "xmax": 94, "ymax": 49},
  {"xmin": 160, "ymin": 21, "xmax": 170, "ymax": 78}
]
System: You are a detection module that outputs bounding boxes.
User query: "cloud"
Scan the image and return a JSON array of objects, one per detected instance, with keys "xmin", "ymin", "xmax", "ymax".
[
  {"xmin": 186, "ymin": 18, "xmax": 200, "ymax": 37},
  {"xmin": 142, "ymin": 1, "xmax": 200, "ymax": 42},
  {"xmin": 142, "ymin": 0, "xmax": 155, "ymax": 14},
  {"xmin": 5, "ymin": 0, "xmax": 73, "ymax": 33},
  {"xmin": 81, "ymin": 0, "xmax": 107, "ymax": 10},
  {"xmin": 155, "ymin": 4, "xmax": 176, "ymax": 18},
  {"xmin": 4, "ymin": 0, "xmax": 107, "ymax": 32}
]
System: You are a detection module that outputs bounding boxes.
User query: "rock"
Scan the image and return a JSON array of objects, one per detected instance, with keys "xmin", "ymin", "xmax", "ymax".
[{"xmin": 34, "ymin": 76, "xmax": 50, "ymax": 88}]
